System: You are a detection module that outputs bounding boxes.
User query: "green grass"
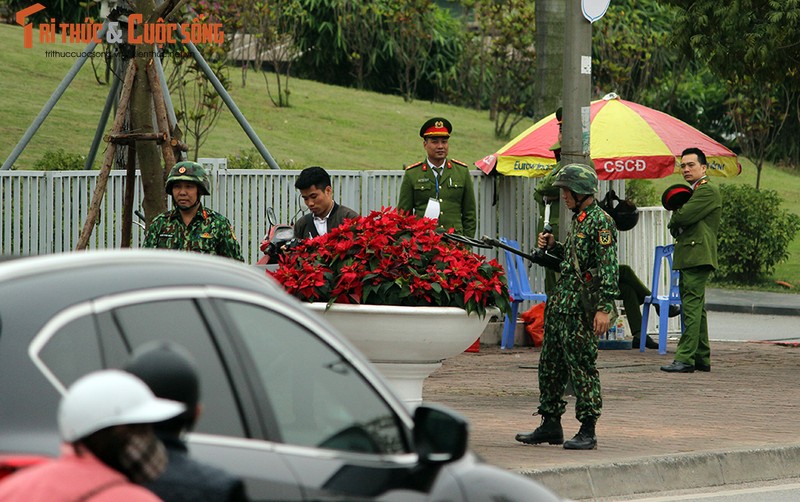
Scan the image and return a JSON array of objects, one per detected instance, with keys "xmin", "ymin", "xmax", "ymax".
[
  {"xmin": 0, "ymin": 23, "xmax": 527, "ymax": 171},
  {"xmin": 1, "ymin": 23, "xmax": 799, "ymax": 291}
]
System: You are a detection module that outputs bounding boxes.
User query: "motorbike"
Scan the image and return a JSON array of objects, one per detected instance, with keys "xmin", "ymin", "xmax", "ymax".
[{"xmin": 256, "ymin": 207, "xmax": 298, "ymax": 266}]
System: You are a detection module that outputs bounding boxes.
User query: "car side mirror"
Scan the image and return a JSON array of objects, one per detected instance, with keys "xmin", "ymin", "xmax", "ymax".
[{"xmin": 413, "ymin": 404, "xmax": 468, "ymax": 465}]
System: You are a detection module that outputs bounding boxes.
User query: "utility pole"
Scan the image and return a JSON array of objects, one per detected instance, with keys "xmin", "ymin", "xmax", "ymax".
[
  {"xmin": 561, "ymin": 0, "xmax": 592, "ymax": 167},
  {"xmin": 559, "ymin": 0, "xmax": 593, "ymax": 240}
]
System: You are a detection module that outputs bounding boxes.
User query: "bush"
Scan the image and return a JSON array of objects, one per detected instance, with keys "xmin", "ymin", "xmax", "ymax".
[
  {"xmin": 32, "ymin": 149, "xmax": 90, "ymax": 171},
  {"xmin": 226, "ymin": 149, "xmax": 272, "ymax": 169},
  {"xmin": 716, "ymin": 184, "xmax": 800, "ymax": 282},
  {"xmin": 624, "ymin": 179, "xmax": 658, "ymax": 206}
]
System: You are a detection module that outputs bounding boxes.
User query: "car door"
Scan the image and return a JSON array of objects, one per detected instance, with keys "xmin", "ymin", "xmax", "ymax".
[
  {"xmin": 213, "ymin": 295, "xmax": 464, "ymax": 501},
  {"xmin": 95, "ymin": 291, "xmax": 305, "ymax": 501}
]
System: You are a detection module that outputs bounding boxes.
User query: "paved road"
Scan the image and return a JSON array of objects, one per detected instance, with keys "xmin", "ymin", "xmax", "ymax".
[{"xmin": 423, "ymin": 302, "xmax": 800, "ymax": 500}]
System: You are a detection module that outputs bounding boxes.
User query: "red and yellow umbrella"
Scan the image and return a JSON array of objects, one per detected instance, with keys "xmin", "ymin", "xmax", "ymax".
[{"xmin": 475, "ymin": 93, "xmax": 741, "ymax": 180}]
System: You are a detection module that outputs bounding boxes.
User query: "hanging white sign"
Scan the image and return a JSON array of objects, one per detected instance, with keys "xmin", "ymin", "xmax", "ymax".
[{"xmin": 582, "ymin": 0, "xmax": 611, "ymax": 23}]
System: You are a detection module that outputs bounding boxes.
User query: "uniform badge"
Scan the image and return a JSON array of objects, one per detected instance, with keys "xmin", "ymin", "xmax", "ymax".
[
  {"xmin": 178, "ymin": 166, "xmax": 186, "ymax": 174},
  {"xmin": 576, "ymin": 232, "xmax": 585, "ymax": 238},
  {"xmin": 598, "ymin": 229, "xmax": 612, "ymax": 246},
  {"xmin": 435, "ymin": 120, "xmax": 443, "ymax": 128},
  {"xmin": 201, "ymin": 232, "xmax": 212, "ymax": 239},
  {"xmin": 577, "ymin": 211, "xmax": 587, "ymax": 222}
]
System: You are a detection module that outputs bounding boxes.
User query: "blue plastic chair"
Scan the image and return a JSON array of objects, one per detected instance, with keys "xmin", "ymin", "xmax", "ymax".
[
  {"xmin": 640, "ymin": 244, "xmax": 684, "ymax": 354},
  {"xmin": 499, "ymin": 238, "xmax": 547, "ymax": 349}
]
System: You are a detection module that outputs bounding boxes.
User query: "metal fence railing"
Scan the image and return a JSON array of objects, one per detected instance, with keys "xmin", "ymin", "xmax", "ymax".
[{"xmin": 1, "ymin": 160, "xmax": 676, "ymax": 333}]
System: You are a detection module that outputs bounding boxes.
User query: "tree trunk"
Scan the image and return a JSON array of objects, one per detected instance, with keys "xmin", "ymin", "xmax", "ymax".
[
  {"xmin": 534, "ymin": 0, "xmax": 565, "ymax": 120},
  {"xmin": 130, "ymin": 0, "xmax": 167, "ymax": 224}
]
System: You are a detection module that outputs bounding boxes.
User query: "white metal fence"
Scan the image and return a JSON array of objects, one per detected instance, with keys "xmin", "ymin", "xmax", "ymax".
[{"xmin": 0, "ymin": 159, "xmax": 676, "ymax": 334}]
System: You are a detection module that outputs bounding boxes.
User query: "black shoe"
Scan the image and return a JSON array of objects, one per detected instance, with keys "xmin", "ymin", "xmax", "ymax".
[
  {"xmin": 661, "ymin": 360, "xmax": 695, "ymax": 373},
  {"xmin": 695, "ymin": 362, "xmax": 711, "ymax": 372},
  {"xmin": 515, "ymin": 414, "xmax": 564, "ymax": 445},
  {"xmin": 632, "ymin": 334, "xmax": 659, "ymax": 350},
  {"xmin": 563, "ymin": 420, "xmax": 597, "ymax": 450},
  {"xmin": 654, "ymin": 304, "xmax": 681, "ymax": 318}
]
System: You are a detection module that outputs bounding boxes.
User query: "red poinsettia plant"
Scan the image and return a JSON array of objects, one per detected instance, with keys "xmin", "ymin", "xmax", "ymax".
[{"xmin": 271, "ymin": 208, "xmax": 511, "ymax": 318}]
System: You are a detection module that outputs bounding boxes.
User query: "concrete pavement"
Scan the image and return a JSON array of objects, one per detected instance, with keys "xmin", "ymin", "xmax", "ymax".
[{"xmin": 422, "ymin": 289, "xmax": 800, "ymax": 500}]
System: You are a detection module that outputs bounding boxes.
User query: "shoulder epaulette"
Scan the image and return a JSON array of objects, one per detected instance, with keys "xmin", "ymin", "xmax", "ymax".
[
  {"xmin": 405, "ymin": 161, "xmax": 424, "ymax": 171},
  {"xmin": 699, "ymin": 178, "xmax": 708, "ymax": 185},
  {"xmin": 451, "ymin": 159, "xmax": 468, "ymax": 167}
]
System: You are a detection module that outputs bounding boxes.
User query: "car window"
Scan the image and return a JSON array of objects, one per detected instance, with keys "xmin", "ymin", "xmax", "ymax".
[
  {"xmin": 111, "ymin": 299, "xmax": 246, "ymax": 438},
  {"xmin": 224, "ymin": 301, "xmax": 406, "ymax": 455},
  {"xmin": 38, "ymin": 315, "xmax": 104, "ymax": 389}
]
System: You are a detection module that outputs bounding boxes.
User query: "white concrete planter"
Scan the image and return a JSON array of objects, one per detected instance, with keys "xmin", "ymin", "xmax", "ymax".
[{"xmin": 308, "ymin": 303, "xmax": 496, "ymax": 407}]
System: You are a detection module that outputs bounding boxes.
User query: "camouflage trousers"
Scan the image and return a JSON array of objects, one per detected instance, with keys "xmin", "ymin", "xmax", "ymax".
[{"xmin": 537, "ymin": 308, "xmax": 602, "ymax": 422}]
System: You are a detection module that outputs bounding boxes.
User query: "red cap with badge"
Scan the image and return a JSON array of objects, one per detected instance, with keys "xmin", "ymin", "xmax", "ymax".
[{"xmin": 420, "ymin": 117, "xmax": 452, "ymax": 138}]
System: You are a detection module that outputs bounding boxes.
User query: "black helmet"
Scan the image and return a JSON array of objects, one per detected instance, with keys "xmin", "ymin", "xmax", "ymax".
[
  {"xmin": 600, "ymin": 190, "xmax": 640, "ymax": 231},
  {"xmin": 124, "ymin": 341, "xmax": 200, "ymax": 427}
]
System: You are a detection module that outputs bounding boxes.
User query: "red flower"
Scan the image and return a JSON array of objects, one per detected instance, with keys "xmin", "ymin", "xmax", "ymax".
[{"xmin": 270, "ymin": 208, "xmax": 511, "ymax": 317}]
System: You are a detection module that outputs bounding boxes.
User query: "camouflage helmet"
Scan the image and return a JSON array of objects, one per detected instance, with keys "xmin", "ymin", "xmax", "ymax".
[
  {"xmin": 552, "ymin": 163, "xmax": 598, "ymax": 195},
  {"xmin": 166, "ymin": 161, "xmax": 211, "ymax": 196}
]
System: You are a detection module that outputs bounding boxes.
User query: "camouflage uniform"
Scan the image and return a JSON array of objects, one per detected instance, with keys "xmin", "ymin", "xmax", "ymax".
[
  {"xmin": 143, "ymin": 161, "xmax": 243, "ymax": 262},
  {"xmin": 143, "ymin": 205, "xmax": 243, "ymax": 261},
  {"xmin": 534, "ymin": 162, "xmax": 562, "ymax": 294},
  {"xmin": 537, "ymin": 202, "xmax": 619, "ymax": 423}
]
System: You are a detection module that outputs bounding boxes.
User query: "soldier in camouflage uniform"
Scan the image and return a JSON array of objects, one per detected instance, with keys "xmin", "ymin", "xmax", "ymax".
[
  {"xmin": 533, "ymin": 107, "xmax": 563, "ymax": 294},
  {"xmin": 515, "ymin": 164, "xmax": 619, "ymax": 450},
  {"xmin": 143, "ymin": 161, "xmax": 243, "ymax": 261},
  {"xmin": 397, "ymin": 117, "xmax": 477, "ymax": 237}
]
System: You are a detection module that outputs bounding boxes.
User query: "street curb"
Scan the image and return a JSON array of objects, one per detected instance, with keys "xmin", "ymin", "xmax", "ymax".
[
  {"xmin": 706, "ymin": 301, "xmax": 800, "ymax": 317},
  {"xmin": 520, "ymin": 443, "xmax": 800, "ymax": 500}
]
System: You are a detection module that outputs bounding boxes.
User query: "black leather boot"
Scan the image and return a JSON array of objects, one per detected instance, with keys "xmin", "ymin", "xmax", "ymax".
[
  {"xmin": 515, "ymin": 414, "xmax": 564, "ymax": 445},
  {"xmin": 563, "ymin": 418, "xmax": 597, "ymax": 450}
]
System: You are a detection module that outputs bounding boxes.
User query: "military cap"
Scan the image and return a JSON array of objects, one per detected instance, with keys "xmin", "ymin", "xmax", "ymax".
[
  {"xmin": 553, "ymin": 163, "xmax": 598, "ymax": 195},
  {"xmin": 420, "ymin": 117, "xmax": 452, "ymax": 138},
  {"xmin": 661, "ymin": 184, "xmax": 692, "ymax": 211},
  {"xmin": 550, "ymin": 107, "xmax": 563, "ymax": 151},
  {"xmin": 166, "ymin": 161, "xmax": 211, "ymax": 196}
]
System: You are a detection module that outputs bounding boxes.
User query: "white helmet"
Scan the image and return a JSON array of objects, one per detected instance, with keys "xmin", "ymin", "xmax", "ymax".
[{"xmin": 58, "ymin": 369, "xmax": 185, "ymax": 442}]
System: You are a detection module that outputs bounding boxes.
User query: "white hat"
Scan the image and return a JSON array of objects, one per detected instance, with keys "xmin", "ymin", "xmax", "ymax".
[{"xmin": 58, "ymin": 369, "xmax": 186, "ymax": 442}]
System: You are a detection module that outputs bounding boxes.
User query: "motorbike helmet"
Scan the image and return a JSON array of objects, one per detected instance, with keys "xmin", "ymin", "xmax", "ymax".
[
  {"xmin": 58, "ymin": 370, "xmax": 185, "ymax": 442},
  {"xmin": 124, "ymin": 342, "xmax": 200, "ymax": 410},
  {"xmin": 552, "ymin": 163, "xmax": 598, "ymax": 195},
  {"xmin": 600, "ymin": 190, "xmax": 640, "ymax": 231},
  {"xmin": 166, "ymin": 161, "xmax": 211, "ymax": 196}
]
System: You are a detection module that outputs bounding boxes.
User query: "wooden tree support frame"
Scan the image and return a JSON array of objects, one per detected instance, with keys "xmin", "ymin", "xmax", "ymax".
[{"xmin": 75, "ymin": 57, "xmax": 178, "ymax": 251}]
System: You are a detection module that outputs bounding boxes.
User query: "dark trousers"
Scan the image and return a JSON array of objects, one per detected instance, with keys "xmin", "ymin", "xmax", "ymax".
[
  {"xmin": 617, "ymin": 264, "xmax": 651, "ymax": 337},
  {"xmin": 674, "ymin": 265, "xmax": 713, "ymax": 366}
]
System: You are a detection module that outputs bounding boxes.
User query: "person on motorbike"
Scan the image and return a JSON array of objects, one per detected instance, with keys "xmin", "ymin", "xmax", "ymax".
[
  {"xmin": 293, "ymin": 166, "xmax": 358, "ymax": 239},
  {"xmin": 143, "ymin": 161, "xmax": 243, "ymax": 261}
]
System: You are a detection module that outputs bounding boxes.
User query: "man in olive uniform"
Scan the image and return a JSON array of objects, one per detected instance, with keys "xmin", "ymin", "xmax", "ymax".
[
  {"xmin": 397, "ymin": 117, "xmax": 477, "ymax": 237},
  {"xmin": 143, "ymin": 161, "xmax": 243, "ymax": 261},
  {"xmin": 661, "ymin": 147, "xmax": 721, "ymax": 373},
  {"xmin": 515, "ymin": 164, "xmax": 619, "ymax": 450},
  {"xmin": 533, "ymin": 107, "xmax": 563, "ymax": 294}
]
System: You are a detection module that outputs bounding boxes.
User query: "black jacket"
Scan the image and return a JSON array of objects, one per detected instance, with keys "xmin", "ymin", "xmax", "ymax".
[
  {"xmin": 144, "ymin": 435, "xmax": 248, "ymax": 502},
  {"xmin": 293, "ymin": 202, "xmax": 359, "ymax": 239}
]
